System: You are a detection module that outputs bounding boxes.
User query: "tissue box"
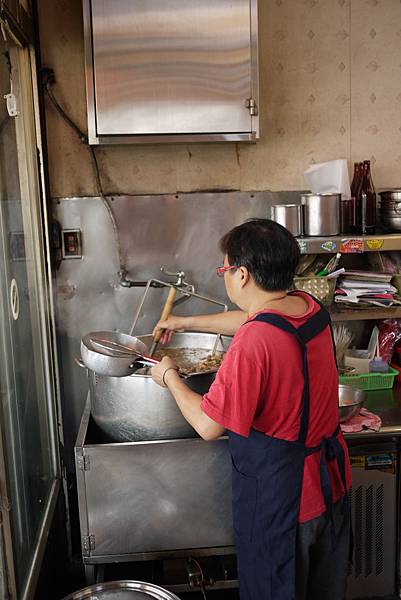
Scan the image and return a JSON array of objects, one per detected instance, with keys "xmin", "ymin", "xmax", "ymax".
[
  {"xmin": 343, "ymin": 325, "xmax": 379, "ymax": 374},
  {"xmin": 304, "ymin": 159, "xmax": 351, "ymax": 199},
  {"xmin": 344, "ymin": 351, "xmax": 370, "ymax": 374}
]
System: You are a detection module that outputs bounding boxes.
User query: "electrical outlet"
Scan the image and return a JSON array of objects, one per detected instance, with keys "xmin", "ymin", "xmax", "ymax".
[{"xmin": 62, "ymin": 229, "xmax": 82, "ymax": 259}]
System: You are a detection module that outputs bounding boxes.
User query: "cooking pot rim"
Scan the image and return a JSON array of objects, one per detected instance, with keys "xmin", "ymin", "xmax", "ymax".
[
  {"xmin": 272, "ymin": 203, "xmax": 301, "ymax": 208},
  {"xmin": 301, "ymin": 192, "xmax": 341, "ymax": 198}
]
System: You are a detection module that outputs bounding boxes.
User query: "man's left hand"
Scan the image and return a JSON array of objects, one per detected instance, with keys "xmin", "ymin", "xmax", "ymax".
[{"xmin": 151, "ymin": 356, "xmax": 179, "ymax": 387}]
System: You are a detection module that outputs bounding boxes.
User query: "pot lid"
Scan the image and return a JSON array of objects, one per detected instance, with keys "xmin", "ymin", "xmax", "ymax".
[{"xmin": 62, "ymin": 580, "xmax": 181, "ymax": 600}]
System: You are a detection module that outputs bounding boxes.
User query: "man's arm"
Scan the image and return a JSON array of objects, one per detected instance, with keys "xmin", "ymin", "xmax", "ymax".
[{"xmin": 151, "ymin": 358, "xmax": 225, "ymax": 440}]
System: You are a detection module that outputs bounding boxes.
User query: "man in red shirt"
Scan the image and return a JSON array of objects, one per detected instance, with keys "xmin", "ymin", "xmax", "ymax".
[{"xmin": 151, "ymin": 219, "xmax": 351, "ymax": 600}]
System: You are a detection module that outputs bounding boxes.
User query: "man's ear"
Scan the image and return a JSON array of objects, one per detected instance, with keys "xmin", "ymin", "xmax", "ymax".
[{"xmin": 238, "ymin": 266, "xmax": 250, "ymax": 287}]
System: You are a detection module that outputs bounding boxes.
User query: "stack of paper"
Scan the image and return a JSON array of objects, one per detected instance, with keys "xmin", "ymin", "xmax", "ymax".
[{"xmin": 335, "ymin": 270, "xmax": 401, "ymax": 308}]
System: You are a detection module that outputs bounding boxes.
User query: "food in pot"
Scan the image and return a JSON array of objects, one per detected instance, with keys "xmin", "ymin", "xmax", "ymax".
[{"xmin": 153, "ymin": 347, "xmax": 225, "ymax": 374}]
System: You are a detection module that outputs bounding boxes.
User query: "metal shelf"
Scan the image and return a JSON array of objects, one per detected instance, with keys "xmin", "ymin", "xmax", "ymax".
[
  {"xmin": 297, "ymin": 233, "xmax": 401, "ymax": 321},
  {"xmin": 331, "ymin": 306, "xmax": 401, "ymax": 322},
  {"xmin": 297, "ymin": 233, "xmax": 401, "ymax": 255}
]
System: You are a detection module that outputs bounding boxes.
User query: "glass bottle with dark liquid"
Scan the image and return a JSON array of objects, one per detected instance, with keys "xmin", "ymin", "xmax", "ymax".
[
  {"xmin": 352, "ymin": 160, "xmax": 376, "ymax": 234},
  {"xmin": 362, "ymin": 160, "xmax": 376, "ymax": 234},
  {"xmin": 341, "ymin": 162, "xmax": 360, "ymax": 233}
]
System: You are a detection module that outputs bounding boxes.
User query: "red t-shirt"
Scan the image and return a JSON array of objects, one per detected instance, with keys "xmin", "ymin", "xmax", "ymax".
[{"xmin": 200, "ymin": 291, "xmax": 351, "ymax": 523}]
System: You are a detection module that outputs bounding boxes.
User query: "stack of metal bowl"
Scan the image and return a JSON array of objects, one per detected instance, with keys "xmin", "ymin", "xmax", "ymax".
[
  {"xmin": 338, "ymin": 384, "xmax": 366, "ymax": 423},
  {"xmin": 379, "ymin": 190, "xmax": 401, "ymax": 231}
]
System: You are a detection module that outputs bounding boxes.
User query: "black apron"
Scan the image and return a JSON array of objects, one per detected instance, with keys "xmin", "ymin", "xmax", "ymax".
[{"xmin": 228, "ymin": 303, "xmax": 348, "ymax": 600}]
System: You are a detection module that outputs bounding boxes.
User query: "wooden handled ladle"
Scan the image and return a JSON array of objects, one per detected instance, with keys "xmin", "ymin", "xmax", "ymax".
[{"xmin": 149, "ymin": 286, "xmax": 177, "ymax": 357}]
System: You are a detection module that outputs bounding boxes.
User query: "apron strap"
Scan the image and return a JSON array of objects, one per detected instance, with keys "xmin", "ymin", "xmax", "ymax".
[
  {"xmin": 307, "ymin": 424, "xmax": 349, "ymax": 548},
  {"xmin": 288, "ymin": 290, "xmax": 338, "ymax": 368},
  {"xmin": 250, "ymin": 305, "xmax": 331, "ymax": 444}
]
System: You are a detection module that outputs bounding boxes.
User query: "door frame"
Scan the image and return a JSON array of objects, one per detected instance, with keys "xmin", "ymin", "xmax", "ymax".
[{"xmin": 0, "ymin": 11, "xmax": 62, "ymax": 600}]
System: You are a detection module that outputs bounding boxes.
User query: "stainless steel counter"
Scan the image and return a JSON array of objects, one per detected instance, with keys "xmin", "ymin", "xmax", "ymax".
[
  {"xmin": 345, "ymin": 382, "xmax": 401, "ymax": 441},
  {"xmin": 76, "ymin": 385, "xmax": 401, "ymax": 594}
]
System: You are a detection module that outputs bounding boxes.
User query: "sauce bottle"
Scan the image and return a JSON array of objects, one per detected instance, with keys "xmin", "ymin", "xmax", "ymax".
[{"xmin": 362, "ymin": 160, "xmax": 376, "ymax": 234}]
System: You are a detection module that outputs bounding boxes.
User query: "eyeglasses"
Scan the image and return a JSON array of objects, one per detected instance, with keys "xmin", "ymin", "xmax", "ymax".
[{"xmin": 215, "ymin": 265, "xmax": 238, "ymax": 278}]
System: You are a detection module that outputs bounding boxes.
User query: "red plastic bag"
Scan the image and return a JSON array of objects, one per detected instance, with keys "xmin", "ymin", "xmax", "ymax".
[{"xmin": 378, "ymin": 319, "xmax": 401, "ymax": 363}]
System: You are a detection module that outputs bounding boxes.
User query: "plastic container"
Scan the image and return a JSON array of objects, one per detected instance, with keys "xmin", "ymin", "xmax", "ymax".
[
  {"xmin": 369, "ymin": 357, "xmax": 389, "ymax": 373},
  {"xmin": 293, "ymin": 276, "xmax": 337, "ymax": 306},
  {"xmin": 338, "ymin": 366, "xmax": 398, "ymax": 391}
]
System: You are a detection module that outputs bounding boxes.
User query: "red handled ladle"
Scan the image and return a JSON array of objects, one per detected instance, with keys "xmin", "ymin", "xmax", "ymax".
[{"xmin": 90, "ymin": 337, "xmax": 159, "ymax": 368}]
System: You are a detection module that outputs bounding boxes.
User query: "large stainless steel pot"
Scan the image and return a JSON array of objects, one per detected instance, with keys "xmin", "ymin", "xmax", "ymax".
[
  {"xmin": 271, "ymin": 204, "xmax": 302, "ymax": 236},
  {"xmin": 88, "ymin": 332, "xmax": 232, "ymax": 442},
  {"xmin": 301, "ymin": 193, "xmax": 341, "ymax": 236}
]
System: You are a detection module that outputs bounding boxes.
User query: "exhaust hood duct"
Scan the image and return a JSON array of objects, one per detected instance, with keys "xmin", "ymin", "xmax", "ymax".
[{"xmin": 82, "ymin": 0, "xmax": 259, "ymax": 144}]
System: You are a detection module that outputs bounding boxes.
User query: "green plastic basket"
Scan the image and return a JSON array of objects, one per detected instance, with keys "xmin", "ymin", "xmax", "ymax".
[{"xmin": 338, "ymin": 366, "xmax": 398, "ymax": 391}]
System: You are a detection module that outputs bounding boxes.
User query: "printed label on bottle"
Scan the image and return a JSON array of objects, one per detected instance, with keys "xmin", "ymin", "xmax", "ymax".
[
  {"xmin": 366, "ymin": 238, "xmax": 384, "ymax": 250},
  {"xmin": 340, "ymin": 239, "xmax": 364, "ymax": 253}
]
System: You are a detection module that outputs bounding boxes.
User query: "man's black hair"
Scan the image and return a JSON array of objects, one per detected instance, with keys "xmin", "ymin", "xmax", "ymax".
[{"xmin": 219, "ymin": 218, "xmax": 300, "ymax": 291}]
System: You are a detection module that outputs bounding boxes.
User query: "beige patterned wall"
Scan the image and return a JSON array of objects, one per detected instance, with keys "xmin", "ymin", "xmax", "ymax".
[{"xmin": 38, "ymin": 0, "xmax": 401, "ymax": 197}]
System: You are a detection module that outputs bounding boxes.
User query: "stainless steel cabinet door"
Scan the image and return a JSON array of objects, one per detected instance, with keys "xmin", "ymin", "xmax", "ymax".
[{"xmin": 87, "ymin": 0, "xmax": 258, "ymax": 141}]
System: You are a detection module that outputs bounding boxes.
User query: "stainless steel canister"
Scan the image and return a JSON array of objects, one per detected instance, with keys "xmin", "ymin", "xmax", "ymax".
[
  {"xmin": 301, "ymin": 193, "xmax": 341, "ymax": 236},
  {"xmin": 271, "ymin": 204, "xmax": 302, "ymax": 236}
]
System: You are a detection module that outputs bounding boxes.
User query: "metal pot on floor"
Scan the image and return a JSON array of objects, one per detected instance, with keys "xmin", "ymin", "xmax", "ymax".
[{"xmin": 62, "ymin": 580, "xmax": 181, "ymax": 599}]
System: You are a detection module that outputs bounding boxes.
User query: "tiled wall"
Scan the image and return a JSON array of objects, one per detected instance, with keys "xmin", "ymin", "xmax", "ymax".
[
  {"xmin": 38, "ymin": 0, "xmax": 401, "ymax": 197},
  {"xmin": 350, "ymin": 0, "xmax": 401, "ymax": 186}
]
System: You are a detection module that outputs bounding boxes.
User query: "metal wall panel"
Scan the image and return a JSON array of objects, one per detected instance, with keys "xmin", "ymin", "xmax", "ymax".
[{"xmin": 53, "ymin": 191, "xmax": 301, "ymax": 466}]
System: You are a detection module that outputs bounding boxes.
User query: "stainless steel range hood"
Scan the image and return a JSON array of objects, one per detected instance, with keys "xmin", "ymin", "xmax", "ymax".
[{"xmin": 83, "ymin": 0, "xmax": 259, "ymax": 144}]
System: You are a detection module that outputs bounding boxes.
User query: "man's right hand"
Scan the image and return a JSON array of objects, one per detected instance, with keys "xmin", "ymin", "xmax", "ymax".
[{"xmin": 152, "ymin": 316, "xmax": 187, "ymax": 344}]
